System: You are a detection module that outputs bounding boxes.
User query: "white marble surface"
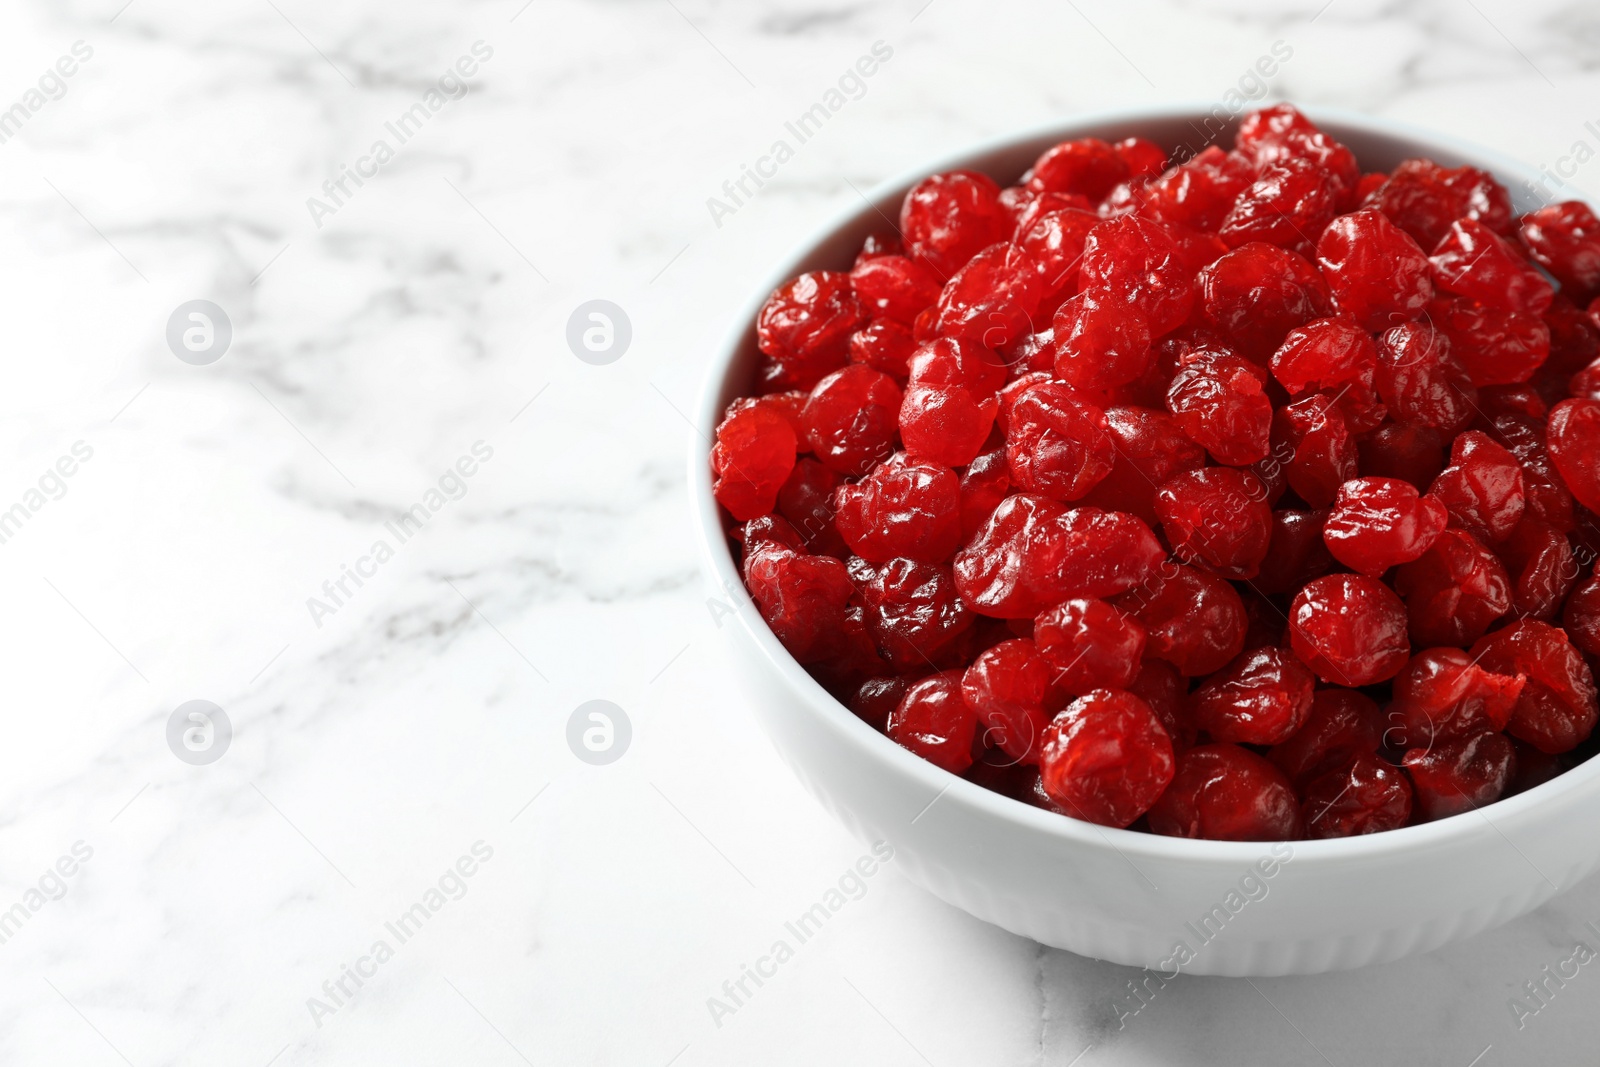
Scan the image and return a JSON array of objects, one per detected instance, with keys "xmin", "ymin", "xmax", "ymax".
[{"xmin": 5, "ymin": 0, "xmax": 1600, "ymax": 1063}]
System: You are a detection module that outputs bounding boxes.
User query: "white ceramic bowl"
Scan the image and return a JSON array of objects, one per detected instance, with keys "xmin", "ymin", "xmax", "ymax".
[{"xmin": 690, "ymin": 105, "xmax": 1600, "ymax": 976}]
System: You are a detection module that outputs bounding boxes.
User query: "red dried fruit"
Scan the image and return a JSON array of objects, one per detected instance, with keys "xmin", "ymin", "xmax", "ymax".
[
  {"xmin": 1025, "ymin": 138, "xmax": 1129, "ymax": 200},
  {"xmin": 1272, "ymin": 396, "xmax": 1358, "ymax": 508},
  {"xmin": 1145, "ymin": 147, "xmax": 1256, "ymax": 233},
  {"xmin": 1442, "ymin": 166, "xmax": 1515, "ymax": 235},
  {"xmin": 1166, "ymin": 351, "xmax": 1273, "ymax": 465},
  {"xmin": 1269, "ymin": 688, "xmax": 1383, "ymax": 789},
  {"xmin": 725, "ymin": 105, "xmax": 1600, "ymax": 840},
  {"xmin": 735, "ymin": 514, "xmax": 806, "ymax": 557},
  {"xmin": 1169, "ymin": 219, "xmax": 1232, "ymax": 267},
  {"xmin": 1004, "ymin": 380, "xmax": 1115, "ymax": 502},
  {"xmin": 1480, "ymin": 385, "xmax": 1549, "ymax": 422},
  {"xmin": 1430, "ymin": 218, "xmax": 1553, "ymax": 317},
  {"xmin": 1236, "ymin": 103, "xmax": 1320, "ymax": 150},
  {"xmin": 1303, "ymin": 753, "xmax": 1413, "ymax": 838},
  {"xmin": 1427, "ymin": 430, "xmax": 1526, "ymax": 544},
  {"xmin": 1484, "ymin": 415, "xmax": 1574, "ymax": 534},
  {"xmin": 1191, "ymin": 646, "xmax": 1316, "ymax": 745},
  {"xmin": 899, "ymin": 338, "xmax": 1005, "ymax": 467},
  {"xmin": 1147, "ymin": 743, "xmax": 1303, "ymax": 841},
  {"xmin": 997, "ymin": 370, "xmax": 1052, "ymax": 433},
  {"xmin": 1373, "ymin": 320, "xmax": 1477, "ymax": 435},
  {"xmin": 1363, "ymin": 158, "xmax": 1498, "ymax": 249},
  {"xmin": 1239, "ymin": 587, "xmax": 1286, "ymax": 650},
  {"xmin": 1008, "ymin": 327, "xmax": 1058, "ymax": 376},
  {"xmin": 1563, "ymin": 569, "xmax": 1600, "ymax": 657},
  {"xmin": 1079, "ymin": 215, "xmax": 1197, "ymax": 336},
  {"xmin": 1392, "ymin": 528, "xmax": 1512, "ymax": 648},
  {"xmin": 1404, "ymin": 731, "xmax": 1515, "ymax": 821},
  {"xmin": 1519, "ymin": 201, "xmax": 1600, "ymax": 302},
  {"xmin": 800, "ymin": 365, "xmax": 902, "ymax": 476},
  {"xmin": 1079, "ymin": 405, "xmax": 1206, "ymax": 523},
  {"xmin": 1270, "ymin": 318, "xmax": 1381, "ymax": 424},
  {"xmin": 1115, "ymin": 563, "xmax": 1245, "ymax": 676},
  {"xmin": 961, "ymin": 638, "xmax": 1067, "ymax": 763},
  {"xmin": 1050, "ymin": 288, "xmax": 1154, "ymax": 387},
  {"xmin": 725, "ymin": 390, "xmax": 807, "ymax": 435},
  {"xmin": 1428, "ymin": 294, "xmax": 1550, "ymax": 388},
  {"xmin": 712, "ymin": 405, "xmax": 798, "ymax": 520},
  {"xmin": 1322, "ymin": 476, "xmax": 1448, "ymax": 575},
  {"xmin": 1547, "ymin": 398, "xmax": 1600, "ymax": 513},
  {"xmin": 850, "ymin": 254, "xmax": 942, "ymax": 326},
  {"xmin": 1011, "ymin": 191, "xmax": 1095, "ymax": 238},
  {"xmin": 858, "ymin": 558, "xmax": 976, "ymax": 671},
  {"xmin": 1289, "ymin": 573, "xmax": 1411, "ymax": 686},
  {"xmin": 914, "ymin": 335, "xmax": 1010, "ymax": 394},
  {"xmin": 1508, "ymin": 737, "xmax": 1566, "ymax": 796},
  {"xmin": 1038, "ymin": 689, "xmax": 1174, "ymax": 827},
  {"xmin": 1471, "ymin": 620, "xmax": 1600, "ymax": 753},
  {"xmin": 1115, "ymin": 137, "xmax": 1167, "ymax": 181},
  {"xmin": 932, "ymin": 242, "xmax": 1042, "ymax": 349},
  {"xmin": 1315, "ymin": 209, "xmax": 1434, "ymax": 332},
  {"xmin": 1035, "ymin": 598, "xmax": 1146, "ymax": 694},
  {"xmin": 954, "ymin": 495, "xmax": 1165, "ymax": 618},
  {"xmin": 1199, "ymin": 243, "xmax": 1332, "ymax": 362},
  {"xmin": 808, "ymin": 604, "xmax": 895, "ymax": 692},
  {"xmin": 756, "ymin": 271, "xmax": 867, "ymax": 390},
  {"xmin": 1571, "ymin": 356, "xmax": 1600, "ymax": 401},
  {"xmin": 887, "ymin": 671, "xmax": 980, "ymax": 773},
  {"xmin": 1540, "ymin": 295, "xmax": 1600, "ymax": 390},
  {"xmin": 899, "ymin": 170, "xmax": 1009, "ymax": 279},
  {"xmin": 1499, "ymin": 517, "xmax": 1576, "ymax": 620},
  {"xmin": 1248, "ymin": 129, "xmax": 1361, "ymax": 208},
  {"xmin": 1250, "ymin": 437, "xmax": 1298, "ymax": 507},
  {"xmin": 958, "ymin": 447, "xmax": 1010, "ymax": 540},
  {"xmin": 1127, "ymin": 658, "xmax": 1193, "ymax": 751},
  {"xmin": 845, "ymin": 675, "xmax": 908, "ymax": 731},
  {"xmin": 848, "ymin": 319, "xmax": 918, "ymax": 379},
  {"xmin": 1014, "ymin": 208, "xmax": 1100, "ymax": 308},
  {"xmin": 833, "ymin": 452, "xmax": 962, "ymax": 563},
  {"xmin": 1219, "ymin": 158, "xmax": 1340, "ymax": 255},
  {"xmin": 855, "ymin": 232, "xmax": 901, "ymax": 263},
  {"xmin": 1153, "ymin": 466, "xmax": 1272, "ymax": 579},
  {"xmin": 1359, "ymin": 420, "xmax": 1446, "ymax": 491},
  {"xmin": 776, "ymin": 459, "xmax": 846, "ymax": 556},
  {"xmin": 1388, "ymin": 647, "xmax": 1525, "ymax": 746},
  {"xmin": 742, "ymin": 543, "xmax": 855, "ymax": 663},
  {"xmin": 1254, "ymin": 509, "xmax": 1335, "ymax": 595}
]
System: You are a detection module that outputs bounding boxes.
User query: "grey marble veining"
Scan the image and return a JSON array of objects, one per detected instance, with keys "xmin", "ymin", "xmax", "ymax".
[{"xmin": 2, "ymin": 0, "xmax": 1600, "ymax": 1064}]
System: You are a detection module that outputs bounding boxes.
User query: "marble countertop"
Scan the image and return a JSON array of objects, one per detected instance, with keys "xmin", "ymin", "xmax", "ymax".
[{"xmin": 5, "ymin": 0, "xmax": 1600, "ymax": 1063}]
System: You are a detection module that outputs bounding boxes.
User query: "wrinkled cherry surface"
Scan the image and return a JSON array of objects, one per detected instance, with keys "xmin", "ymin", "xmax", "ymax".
[
  {"xmin": 1403, "ymin": 732, "xmax": 1514, "ymax": 821},
  {"xmin": 1321, "ymin": 476, "xmax": 1447, "ymax": 575},
  {"xmin": 1269, "ymin": 688, "xmax": 1382, "ymax": 788},
  {"xmin": 1038, "ymin": 690, "xmax": 1175, "ymax": 827},
  {"xmin": 1191, "ymin": 646, "xmax": 1316, "ymax": 745},
  {"xmin": 1290, "ymin": 573, "xmax": 1411, "ymax": 686},
  {"xmin": 1154, "ymin": 466, "xmax": 1272, "ymax": 579},
  {"xmin": 1035, "ymin": 598, "xmax": 1145, "ymax": 694},
  {"xmin": 1471, "ymin": 621, "xmax": 1598, "ymax": 754},
  {"xmin": 1147, "ymin": 744, "xmax": 1303, "ymax": 841},
  {"xmin": 1392, "ymin": 529, "xmax": 1511, "ymax": 647},
  {"xmin": 886, "ymin": 672, "xmax": 978, "ymax": 773},
  {"xmin": 961, "ymin": 638, "xmax": 1064, "ymax": 764},
  {"xmin": 1387, "ymin": 647, "xmax": 1524, "ymax": 746},
  {"xmin": 727, "ymin": 104, "xmax": 1600, "ymax": 840},
  {"xmin": 1303, "ymin": 752, "xmax": 1413, "ymax": 838}
]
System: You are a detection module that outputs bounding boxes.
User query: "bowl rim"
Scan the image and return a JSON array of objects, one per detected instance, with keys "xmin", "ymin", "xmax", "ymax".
[{"xmin": 690, "ymin": 102, "xmax": 1600, "ymax": 867}]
